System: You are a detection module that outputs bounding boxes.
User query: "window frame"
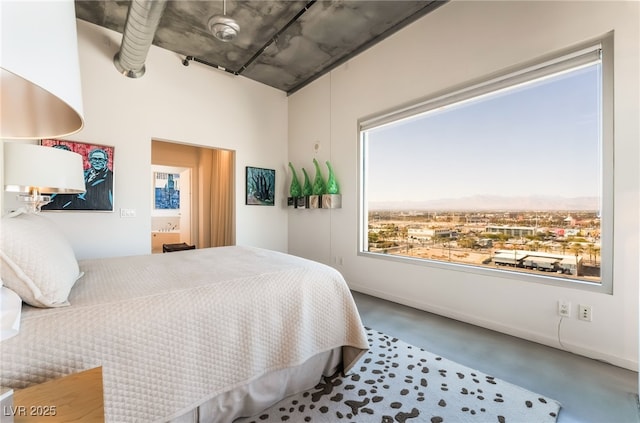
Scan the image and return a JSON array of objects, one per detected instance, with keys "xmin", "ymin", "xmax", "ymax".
[{"xmin": 357, "ymin": 36, "xmax": 614, "ymax": 294}]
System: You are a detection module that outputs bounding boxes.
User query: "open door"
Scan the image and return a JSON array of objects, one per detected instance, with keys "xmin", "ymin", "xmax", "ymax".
[{"xmin": 150, "ymin": 164, "xmax": 192, "ymax": 253}]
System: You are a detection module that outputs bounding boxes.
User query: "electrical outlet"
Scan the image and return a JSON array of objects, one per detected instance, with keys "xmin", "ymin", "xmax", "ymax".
[
  {"xmin": 558, "ymin": 300, "xmax": 571, "ymax": 317},
  {"xmin": 578, "ymin": 304, "xmax": 593, "ymax": 322}
]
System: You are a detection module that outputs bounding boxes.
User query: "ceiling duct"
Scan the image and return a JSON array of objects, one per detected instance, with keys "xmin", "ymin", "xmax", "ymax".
[{"xmin": 114, "ymin": 0, "xmax": 168, "ymax": 78}]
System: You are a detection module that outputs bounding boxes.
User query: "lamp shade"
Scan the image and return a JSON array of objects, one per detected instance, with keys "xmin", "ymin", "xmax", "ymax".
[
  {"xmin": 0, "ymin": 0, "xmax": 84, "ymax": 139},
  {"xmin": 4, "ymin": 143, "xmax": 85, "ymax": 194}
]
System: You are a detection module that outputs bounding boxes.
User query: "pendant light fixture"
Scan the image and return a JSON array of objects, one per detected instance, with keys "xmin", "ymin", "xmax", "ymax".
[{"xmin": 208, "ymin": 0, "xmax": 240, "ymax": 42}]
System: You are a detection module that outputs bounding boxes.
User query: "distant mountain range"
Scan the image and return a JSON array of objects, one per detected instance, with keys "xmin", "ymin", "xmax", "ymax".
[{"xmin": 369, "ymin": 195, "xmax": 599, "ymax": 211}]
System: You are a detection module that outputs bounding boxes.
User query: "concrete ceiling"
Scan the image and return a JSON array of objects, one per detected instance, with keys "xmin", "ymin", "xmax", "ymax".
[{"xmin": 75, "ymin": 0, "xmax": 446, "ymax": 94}]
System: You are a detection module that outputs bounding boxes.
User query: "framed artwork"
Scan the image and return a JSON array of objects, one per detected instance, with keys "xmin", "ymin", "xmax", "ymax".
[
  {"xmin": 40, "ymin": 139, "xmax": 115, "ymax": 212},
  {"xmin": 245, "ymin": 166, "xmax": 275, "ymax": 206},
  {"xmin": 154, "ymin": 172, "xmax": 180, "ymax": 209}
]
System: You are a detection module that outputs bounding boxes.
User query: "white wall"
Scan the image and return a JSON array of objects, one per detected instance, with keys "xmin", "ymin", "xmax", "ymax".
[
  {"xmin": 288, "ymin": 1, "xmax": 639, "ymax": 370},
  {"xmin": 15, "ymin": 20, "xmax": 289, "ymax": 259}
]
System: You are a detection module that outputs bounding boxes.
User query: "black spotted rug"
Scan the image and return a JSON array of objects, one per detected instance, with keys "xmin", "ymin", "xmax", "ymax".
[{"xmin": 239, "ymin": 328, "xmax": 561, "ymax": 422}]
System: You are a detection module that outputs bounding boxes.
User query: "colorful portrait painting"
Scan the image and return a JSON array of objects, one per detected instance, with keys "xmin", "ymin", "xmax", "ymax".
[{"xmin": 40, "ymin": 139, "xmax": 115, "ymax": 212}]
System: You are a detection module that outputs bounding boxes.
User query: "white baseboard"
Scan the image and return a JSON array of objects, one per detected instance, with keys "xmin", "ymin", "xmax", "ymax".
[{"xmin": 349, "ymin": 282, "xmax": 638, "ymax": 372}]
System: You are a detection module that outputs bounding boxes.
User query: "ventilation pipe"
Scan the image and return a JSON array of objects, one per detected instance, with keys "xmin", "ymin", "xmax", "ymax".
[{"xmin": 114, "ymin": 0, "xmax": 168, "ymax": 78}]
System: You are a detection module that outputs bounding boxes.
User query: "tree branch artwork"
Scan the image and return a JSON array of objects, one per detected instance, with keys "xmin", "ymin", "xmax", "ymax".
[{"xmin": 246, "ymin": 166, "xmax": 275, "ymax": 206}]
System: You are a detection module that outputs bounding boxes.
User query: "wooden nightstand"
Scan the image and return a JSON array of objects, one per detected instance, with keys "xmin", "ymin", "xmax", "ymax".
[{"xmin": 12, "ymin": 367, "xmax": 104, "ymax": 423}]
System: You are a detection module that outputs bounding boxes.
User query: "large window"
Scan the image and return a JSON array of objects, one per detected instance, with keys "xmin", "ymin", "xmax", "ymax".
[{"xmin": 359, "ymin": 38, "xmax": 613, "ymax": 292}]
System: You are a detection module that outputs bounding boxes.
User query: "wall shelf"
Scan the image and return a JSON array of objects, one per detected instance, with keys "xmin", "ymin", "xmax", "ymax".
[{"xmin": 287, "ymin": 194, "xmax": 341, "ymax": 209}]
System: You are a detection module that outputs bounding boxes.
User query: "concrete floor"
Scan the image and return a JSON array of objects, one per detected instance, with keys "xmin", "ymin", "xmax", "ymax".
[{"xmin": 352, "ymin": 291, "xmax": 639, "ymax": 423}]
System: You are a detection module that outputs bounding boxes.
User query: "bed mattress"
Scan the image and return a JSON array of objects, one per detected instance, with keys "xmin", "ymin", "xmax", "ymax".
[{"xmin": 0, "ymin": 246, "xmax": 369, "ymax": 422}]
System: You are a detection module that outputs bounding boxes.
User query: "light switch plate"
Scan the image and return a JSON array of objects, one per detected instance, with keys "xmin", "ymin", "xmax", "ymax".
[{"xmin": 120, "ymin": 208, "xmax": 136, "ymax": 218}]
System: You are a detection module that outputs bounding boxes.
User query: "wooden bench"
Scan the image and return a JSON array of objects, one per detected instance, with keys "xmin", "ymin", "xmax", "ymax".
[{"xmin": 162, "ymin": 242, "xmax": 196, "ymax": 253}]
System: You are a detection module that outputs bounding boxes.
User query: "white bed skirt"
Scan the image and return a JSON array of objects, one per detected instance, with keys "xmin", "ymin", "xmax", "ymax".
[{"xmin": 167, "ymin": 347, "xmax": 342, "ymax": 423}]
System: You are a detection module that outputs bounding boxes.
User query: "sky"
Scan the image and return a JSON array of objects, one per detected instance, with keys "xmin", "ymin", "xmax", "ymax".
[{"xmin": 365, "ymin": 63, "xmax": 602, "ymax": 207}]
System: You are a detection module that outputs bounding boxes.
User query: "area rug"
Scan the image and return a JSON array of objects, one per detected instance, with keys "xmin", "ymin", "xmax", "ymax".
[{"xmin": 239, "ymin": 328, "xmax": 561, "ymax": 422}]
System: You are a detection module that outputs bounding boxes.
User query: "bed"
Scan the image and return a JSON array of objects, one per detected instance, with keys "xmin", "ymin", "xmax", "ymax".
[{"xmin": 0, "ymin": 211, "xmax": 369, "ymax": 422}]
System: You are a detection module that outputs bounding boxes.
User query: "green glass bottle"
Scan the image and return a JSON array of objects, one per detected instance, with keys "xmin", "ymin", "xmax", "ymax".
[
  {"xmin": 325, "ymin": 160, "xmax": 339, "ymax": 194},
  {"xmin": 301, "ymin": 168, "xmax": 313, "ymax": 196},
  {"xmin": 288, "ymin": 162, "xmax": 302, "ymax": 197},
  {"xmin": 312, "ymin": 158, "xmax": 326, "ymax": 195}
]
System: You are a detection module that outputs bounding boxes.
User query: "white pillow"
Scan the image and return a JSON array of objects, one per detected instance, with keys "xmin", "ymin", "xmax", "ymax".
[
  {"xmin": 1, "ymin": 279, "xmax": 22, "ymax": 340},
  {"xmin": 0, "ymin": 210, "xmax": 83, "ymax": 307}
]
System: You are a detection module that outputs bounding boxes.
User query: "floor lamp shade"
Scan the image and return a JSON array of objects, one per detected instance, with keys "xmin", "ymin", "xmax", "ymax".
[{"xmin": 0, "ymin": 0, "xmax": 84, "ymax": 139}]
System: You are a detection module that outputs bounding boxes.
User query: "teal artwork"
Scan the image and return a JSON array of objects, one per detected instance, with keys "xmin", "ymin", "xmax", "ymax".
[{"xmin": 246, "ymin": 166, "xmax": 275, "ymax": 206}]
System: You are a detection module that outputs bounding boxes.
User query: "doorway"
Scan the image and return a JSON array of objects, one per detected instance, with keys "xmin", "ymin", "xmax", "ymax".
[
  {"xmin": 151, "ymin": 139, "xmax": 235, "ymax": 253},
  {"xmin": 150, "ymin": 165, "xmax": 192, "ymax": 253}
]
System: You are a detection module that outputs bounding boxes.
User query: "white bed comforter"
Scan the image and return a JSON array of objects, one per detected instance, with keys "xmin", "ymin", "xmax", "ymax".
[{"xmin": 0, "ymin": 246, "xmax": 369, "ymax": 422}]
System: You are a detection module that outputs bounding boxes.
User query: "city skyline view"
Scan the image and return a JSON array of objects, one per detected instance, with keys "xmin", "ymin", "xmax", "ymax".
[
  {"xmin": 365, "ymin": 207, "xmax": 601, "ymax": 283},
  {"xmin": 368, "ymin": 193, "xmax": 599, "ymax": 212},
  {"xmin": 361, "ymin": 54, "xmax": 604, "ymax": 284}
]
